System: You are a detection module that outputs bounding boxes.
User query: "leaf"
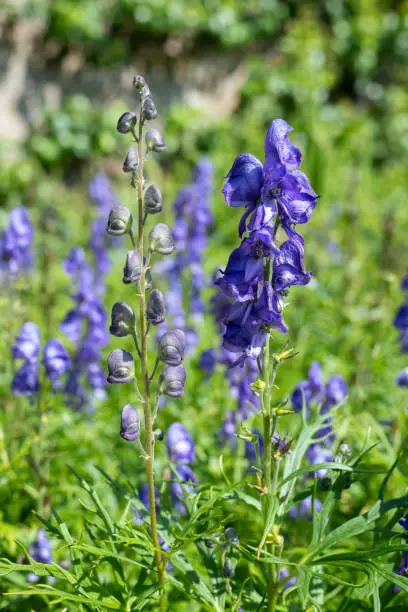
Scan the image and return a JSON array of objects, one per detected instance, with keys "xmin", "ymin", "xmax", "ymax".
[
  {"xmin": 257, "ymin": 493, "xmax": 278, "ymax": 557},
  {"xmin": 279, "ymin": 462, "xmax": 352, "ymax": 486},
  {"xmin": 169, "ymin": 551, "xmax": 221, "ymax": 611}
]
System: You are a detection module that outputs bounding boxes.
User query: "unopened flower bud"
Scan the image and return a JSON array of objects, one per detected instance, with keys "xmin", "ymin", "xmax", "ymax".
[
  {"xmin": 204, "ymin": 539, "xmax": 216, "ymax": 548},
  {"xmin": 106, "ymin": 205, "xmax": 133, "ymax": 236},
  {"xmin": 153, "ymin": 428, "xmax": 164, "ymax": 442},
  {"xmin": 224, "ymin": 527, "xmax": 239, "ymax": 547},
  {"xmin": 116, "ymin": 112, "xmax": 137, "ymax": 134},
  {"xmin": 120, "ymin": 404, "xmax": 140, "ymax": 441},
  {"xmin": 142, "ymin": 96, "xmax": 158, "ymax": 121},
  {"xmin": 145, "ymin": 128, "xmax": 166, "ymax": 152},
  {"xmin": 146, "ymin": 289, "xmax": 166, "ymax": 325},
  {"xmin": 339, "ymin": 443, "xmax": 352, "ymax": 457},
  {"xmin": 133, "ymin": 75, "xmax": 150, "ymax": 97},
  {"xmin": 318, "ymin": 476, "xmax": 332, "ymax": 491},
  {"xmin": 110, "ymin": 302, "xmax": 136, "ymax": 337},
  {"xmin": 158, "ymin": 365, "xmax": 186, "ymax": 398},
  {"xmin": 148, "ymin": 223, "xmax": 175, "ymax": 255},
  {"xmin": 223, "ymin": 557, "xmax": 235, "ymax": 578},
  {"xmin": 107, "ymin": 349, "xmax": 134, "ymax": 384},
  {"xmin": 158, "ymin": 329, "xmax": 185, "ymax": 366},
  {"xmin": 144, "ymin": 184, "xmax": 163, "ymax": 215},
  {"xmin": 123, "ymin": 249, "xmax": 142, "ymax": 284},
  {"xmin": 122, "ymin": 146, "xmax": 139, "ymax": 173}
]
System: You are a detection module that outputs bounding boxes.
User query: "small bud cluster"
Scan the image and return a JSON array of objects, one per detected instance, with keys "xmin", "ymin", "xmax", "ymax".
[{"xmin": 105, "ymin": 76, "xmax": 189, "ymax": 588}]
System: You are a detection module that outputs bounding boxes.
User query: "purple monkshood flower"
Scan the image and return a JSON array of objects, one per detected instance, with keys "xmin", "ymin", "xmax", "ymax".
[
  {"xmin": 170, "ymin": 464, "xmax": 198, "ymax": 515},
  {"xmin": 12, "ymin": 361, "xmax": 40, "ymax": 396},
  {"xmin": 245, "ymin": 430, "xmax": 264, "ymax": 461},
  {"xmin": 394, "ymin": 275, "xmax": 408, "ymax": 353},
  {"xmin": 11, "ymin": 322, "xmax": 70, "ymax": 396},
  {"xmin": 133, "ymin": 484, "xmax": 160, "ymax": 525},
  {"xmin": 215, "ymin": 119, "xmax": 316, "ymax": 364},
  {"xmin": 396, "ymin": 368, "xmax": 408, "ymax": 387},
  {"xmin": 61, "ymin": 247, "xmax": 108, "ymax": 411},
  {"xmin": 166, "ymin": 422, "xmax": 195, "ymax": 464},
  {"xmin": 27, "ymin": 529, "xmax": 54, "ymax": 584},
  {"xmin": 393, "ymin": 514, "xmax": 408, "ymax": 591},
  {"xmin": 43, "ymin": 339, "xmax": 71, "ymax": 390},
  {"xmin": 157, "ymin": 158, "xmax": 213, "ymax": 349},
  {"xmin": 291, "ymin": 362, "xmax": 347, "ymax": 415},
  {"xmin": 0, "ymin": 206, "xmax": 34, "ymax": 280},
  {"xmin": 289, "ymin": 496, "xmax": 322, "ymax": 519},
  {"xmin": 12, "ymin": 322, "xmax": 41, "ymax": 362},
  {"xmin": 89, "ymin": 173, "xmax": 119, "ymax": 281}
]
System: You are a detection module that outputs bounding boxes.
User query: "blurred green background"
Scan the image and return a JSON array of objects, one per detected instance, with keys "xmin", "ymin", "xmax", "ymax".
[{"xmin": 1, "ymin": 1, "xmax": 408, "ymax": 607}]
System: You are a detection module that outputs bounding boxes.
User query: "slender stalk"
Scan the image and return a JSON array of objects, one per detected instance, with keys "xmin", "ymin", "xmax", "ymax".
[
  {"xmin": 136, "ymin": 114, "xmax": 166, "ymax": 609},
  {"xmin": 261, "ymin": 336, "xmax": 281, "ymax": 612}
]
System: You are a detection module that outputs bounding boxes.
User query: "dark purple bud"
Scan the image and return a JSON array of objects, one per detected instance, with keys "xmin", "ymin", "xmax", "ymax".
[
  {"xmin": 122, "ymin": 146, "xmax": 139, "ymax": 173},
  {"xmin": 153, "ymin": 428, "xmax": 164, "ymax": 441},
  {"xmin": 142, "ymin": 96, "xmax": 158, "ymax": 121},
  {"xmin": 110, "ymin": 301, "xmax": 136, "ymax": 337},
  {"xmin": 146, "ymin": 289, "xmax": 166, "ymax": 325},
  {"xmin": 223, "ymin": 557, "xmax": 235, "ymax": 578},
  {"xmin": 224, "ymin": 527, "xmax": 239, "ymax": 547},
  {"xmin": 120, "ymin": 404, "xmax": 140, "ymax": 441},
  {"xmin": 123, "ymin": 249, "xmax": 142, "ymax": 284},
  {"xmin": 133, "ymin": 75, "xmax": 151, "ymax": 97},
  {"xmin": 145, "ymin": 128, "xmax": 166, "ymax": 152},
  {"xmin": 116, "ymin": 112, "xmax": 137, "ymax": 134},
  {"xmin": 158, "ymin": 329, "xmax": 185, "ymax": 366},
  {"xmin": 144, "ymin": 184, "xmax": 163, "ymax": 215},
  {"xmin": 166, "ymin": 422, "xmax": 195, "ymax": 463},
  {"xmin": 43, "ymin": 339, "xmax": 70, "ymax": 389},
  {"xmin": 12, "ymin": 322, "xmax": 41, "ymax": 362},
  {"xmin": 107, "ymin": 349, "xmax": 134, "ymax": 384},
  {"xmin": 148, "ymin": 223, "xmax": 175, "ymax": 255},
  {"xmin": 106, "ymin": 205, "xmax": 133, "ymax": 236},
  {"xmin": 159, "ymin": 364, "xmax": 186, "ymax": 397}
]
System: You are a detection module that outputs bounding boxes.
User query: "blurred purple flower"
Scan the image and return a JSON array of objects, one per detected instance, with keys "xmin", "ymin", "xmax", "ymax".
[
  {"xmin": 27, "ymin": 529, "xmax": 53, "ymax": 584},
  {"xmin": 167, "ymin": 422, "xmax": 195, "ymax": 464},
  {"xmin": 170, "ymin": 464, "xmax": 198, "ymax": 515},
  {"xmin": 1, "ymin": 207, "xmax": 34, "ymax": 280},
  {"xmin": 43, "ymin": 339, "xmax": 71, "ymax": 389},
  {"xmin": 11, "ymin": 322, "xmax": 41, "ymax": 362},
  {"xmin": 61, "ymin": 247, "xmax": 108, "ymax": 410}
]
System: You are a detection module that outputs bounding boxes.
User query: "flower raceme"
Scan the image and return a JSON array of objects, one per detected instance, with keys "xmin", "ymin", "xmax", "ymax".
[{"xmin": 215, "ymin": 119, "xmax": 318, "ymax": 365}]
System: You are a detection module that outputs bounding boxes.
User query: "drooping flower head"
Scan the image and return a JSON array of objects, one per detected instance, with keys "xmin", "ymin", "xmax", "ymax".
[{"xmin": 215, "ymin": 119, "xmax": 317, "ymax": 365}]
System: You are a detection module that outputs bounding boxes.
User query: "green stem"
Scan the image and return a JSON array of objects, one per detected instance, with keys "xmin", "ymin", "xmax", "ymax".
[
  {"xmin": 136, "ymin": 113, "xmax": 166, "ymax": 611},
  {"xmin": 261, "ymin": 337, "xmax": 280, "ymax": 612}
]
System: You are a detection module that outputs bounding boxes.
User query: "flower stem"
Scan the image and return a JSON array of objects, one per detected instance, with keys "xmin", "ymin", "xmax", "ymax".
[
  {"xmin": 261, "ymin": 336, "xmax": 280, "ymax": 612},
  {"xmin": 136, "ymin": 114, "xmax": 166, "ymax": 610}
]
